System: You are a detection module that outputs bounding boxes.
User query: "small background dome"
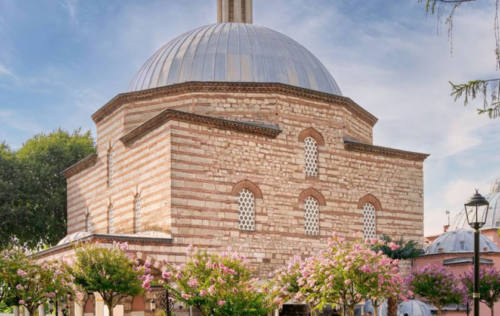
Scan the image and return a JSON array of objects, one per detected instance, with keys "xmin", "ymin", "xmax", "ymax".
[
  {"xmin": 398, "ymin": 300, "xmax": 432, "ymax": 316},
  {"xmin": 57, "ymin": 231, "xmax": 91, "ymax": 246},
  {"xmin": 425, "ymin": 229, "xmax": 499, "ymax": 255},
  {"xmin": 363, "ymin": 300, "xmax": 388, "ymax": 316},
  {"xmin": 450, "ymin": 178, "xmax": 500, "ymax": 231},
  {"xmin": 129, "ymin": 23, "xmax": 342, "ymax": 95}
]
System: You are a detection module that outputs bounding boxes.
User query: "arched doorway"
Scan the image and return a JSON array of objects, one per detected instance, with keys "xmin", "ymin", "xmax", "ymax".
[
  {"xmin": 84, "ymin": 296, "xmax": 95, "ymax": 316},
  {"xmin": 131, "ymin": 296, "xmax": 145, "ymax": 316}
]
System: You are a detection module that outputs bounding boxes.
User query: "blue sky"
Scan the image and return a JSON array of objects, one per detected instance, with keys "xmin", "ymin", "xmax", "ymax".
[{"xmin": 0, "ymin": 0, "xmax": 499, "ymax": 236}]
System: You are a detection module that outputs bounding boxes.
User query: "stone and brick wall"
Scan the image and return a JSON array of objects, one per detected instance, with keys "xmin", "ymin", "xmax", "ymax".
[{"xmin": 64, "ymin": 83, "xmax": 425, "ymax": 278}]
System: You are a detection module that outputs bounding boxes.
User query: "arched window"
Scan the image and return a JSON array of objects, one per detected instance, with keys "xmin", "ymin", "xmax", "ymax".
[
  {"xmin": 238, "ymin": 189, "xmax": 255, "ymax": 231},
  {"xmin": 362, "ymin": 203, "xmax": 376, "ymax": 239},
  {"xmin": 304, "ymin": 196, "xmax": 319, "ymax": 235},
  {"xmin": 304, "ymin": 137, "xmax": 319, "ymax": 177},
  {"xmin": 84, "ymin": 296, "xmax": 95, "ymax": 314},
  {"xmin": 108, "ymin": 149, "xmax": 114, "ymax": 186},
  {"xmin": 134, "ymin": 195, "xmax": 142, "ymax": 233},
  {"xmin": 86, "ymin": 211, "xmax": 93, "ymax": 234},
  {"xmin": 109, "ymin": 205, "xmax": 115, "ymax": 234}
]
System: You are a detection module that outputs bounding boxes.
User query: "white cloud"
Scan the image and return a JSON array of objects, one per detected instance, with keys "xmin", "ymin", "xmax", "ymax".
[
  {"xmin": 59, "ymin": 0, "xmax": 77, "ymax": 22},
  {"xmin": 0, "ymin": 62, "xmax": 14, "ymax": 77}
]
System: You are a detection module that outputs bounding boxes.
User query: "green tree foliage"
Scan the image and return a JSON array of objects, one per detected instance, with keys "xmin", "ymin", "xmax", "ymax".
[
  {"xmin": 422, "ymin": 0, "xmax": 500, "ymax": 118},
  {"xmin": 372, "ymin": 235, "xmax": 422, "ymax": 260},
  {"xmin": 66, "ymin": 243, "xmax": 146, "ymax": 316},
  {"xmin": 0, "ymin": 129, "xmax": 95, "ymax": 249},
  {"xmin": 0, "ymin": 144, "xmax": 23, "ymax": 248}
]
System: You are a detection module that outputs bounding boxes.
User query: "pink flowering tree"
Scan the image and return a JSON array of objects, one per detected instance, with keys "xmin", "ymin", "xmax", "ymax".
[
  {"xmin": 270, "ymin": 255, "xmax": 308, "ymax": 306},
  {"xmin": 310, "ymin": 233, "xmax": 409, "ymax": 316},
  {"xmin": 270, "ymin": 233, "xmax": 409, "ymax": 316},
  {"xmin": 462, "ymin": 266, "xmax": 500, "ymax": 316},
  {"xmin": 0, "ymin": 248, "xmax": 75, "ymax": 315},
  {"xmin": 408, "ymin": 264, "xmax": 464, "ymax": 316},
  {"xmin": 155, "ymin": 245, "xmax": 275, "ymax": 316},
  {"xmin": 66, "ymin": 242, "xmax": 148, "ymax": 316}
]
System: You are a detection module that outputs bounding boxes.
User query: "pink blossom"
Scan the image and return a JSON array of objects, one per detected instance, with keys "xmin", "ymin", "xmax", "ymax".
[
  {"xmin": 16, "ymin": 284, "xmax": 23, "ymax": 290},
  {"xmin": 218, "ymin": 300, "xmax": 226, "ymax": 306},
  {"xmin": 19, "ymin": 300, "xmax": 25, "ymax": 305},
  {"xmin": 199, "ymin": 290, "xmax": 207, "ymax": 296},
  {"xmin": 389, "ymin": 242, "xmax": 399, "ymax": 251},
  {"xmin": 181, "ymin": 293, "xmax": 192, "ymax": 300},
  {"xmin": 187, "ymin": 277, "xmax": 199, "ymax": 288},
  {"xmin": 162, "ymin": 271, "xmax": 172, "ymax": 279},
  {"xmin": 208, "ymin": 285, "xmax": 215, "ymax": 295},
  {"xmin": 345, "ymin": 280, "xmax": 351, "ymax": 285}
]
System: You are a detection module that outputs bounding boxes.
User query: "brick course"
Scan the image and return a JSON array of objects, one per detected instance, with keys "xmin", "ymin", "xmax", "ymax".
[{"xmin": 60, "ymin": 85, "xmax": 426, "ymax": 279}]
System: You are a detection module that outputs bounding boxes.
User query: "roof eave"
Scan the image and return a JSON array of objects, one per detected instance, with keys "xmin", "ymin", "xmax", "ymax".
[{"xmin": 91, "ymin": 82, "xmax": 378, "ymax": 127}]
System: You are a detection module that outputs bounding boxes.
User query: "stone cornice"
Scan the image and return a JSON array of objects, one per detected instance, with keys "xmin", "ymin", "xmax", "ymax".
[
  {"xmin": 34, "ymin": 234, "xmax": 173, "ymax": 259},
  {"xmin": 417, "ymin": 252, "xmax": 500, "ymax": 259},
  {"xmin": 120, "ymin": 109, "xmax": 282, "ymax": 145},
  {"xmin": 91, "ymin": 81, "xmax": 378, "ymax": 127},
  {"xmin": 343, "ymin": 138, "xmax": 430, "ymax": 162},
  {"xmin": 61, "ymin": 153, "xmax": 98, "ymax": 179}
]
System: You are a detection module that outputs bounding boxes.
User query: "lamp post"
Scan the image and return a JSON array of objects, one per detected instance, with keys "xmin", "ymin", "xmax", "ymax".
[
  {"xmin": 150, "ymin": 298, "xmax": 156, "ymax": 316},
  {"xmin": 464, "ymin": 190, "xmax": 490, "ymax": 316},
  {"xmin": 49, "ymin": 300, "xmax": 55, "ymax": 315}
]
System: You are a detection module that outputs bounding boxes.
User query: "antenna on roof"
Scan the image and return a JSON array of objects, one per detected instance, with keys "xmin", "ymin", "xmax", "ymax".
[
  {"xmin": 217, "ymin": 0, "xmax": 253, "ymax": 24},
  {"xmin": 446, "ymin": 210, "xmax": 451, "ymax": 225}
]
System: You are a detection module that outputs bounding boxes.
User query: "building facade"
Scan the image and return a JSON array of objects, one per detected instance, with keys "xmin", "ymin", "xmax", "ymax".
[
  {"xmin": 36, "ymin": 1, "xmax": 428, "ymax": 316},
  {"xmin": 416, "ymin": 178, "xmax": 500, "ymax": 316}
]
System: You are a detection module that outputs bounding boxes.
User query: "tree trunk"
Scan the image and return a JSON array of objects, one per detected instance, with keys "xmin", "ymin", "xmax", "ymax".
[
  {"xmin": 387, "ymin": 297, "xmax": 397, "ymax": 316},
  {"xmin": 437, "ymin": 305, "xmax": 442, "ymax": 316},
  {"xmin": 105, "ymin": 301, "xmax": 114, "ymax": 316},
  {"xmin": 348, "ymin": 305, "xmax": 355, "ymax": 316},
  {"xmin": 491, "ymin": 305, "xmax": 494, "ymax": 316},
  {"xmin": 372, "ymin": 303, "xmax": 379, "ymax": 316}
]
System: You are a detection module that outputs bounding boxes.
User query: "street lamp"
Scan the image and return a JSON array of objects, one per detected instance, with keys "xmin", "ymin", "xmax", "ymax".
[
  {"xmin": 464, "ymin": 190, "xmax": 490, "ymax": 316},
  {"xmin": 150, "ymin": 298, "xmax": 156, "ymax": 315},
  {"xmin": 48, "ymin": 299, "xmax": 55, "ymax": 315}
]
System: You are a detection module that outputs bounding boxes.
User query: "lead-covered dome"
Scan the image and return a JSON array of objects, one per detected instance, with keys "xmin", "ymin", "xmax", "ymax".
[
  {"xmin": 425, "ymin": 229, "xmax": 499, "ymax": 255},
  {"xmin": 450, "ymin": 178, "xmax": 500, "ymax": 231},
  {"xmin": 398, "ymin": 300, "xmax": 432, "ymax": 316},
  {"xmin": 129, "ymin": 23, "xmax": 342, "ymax": 95}
]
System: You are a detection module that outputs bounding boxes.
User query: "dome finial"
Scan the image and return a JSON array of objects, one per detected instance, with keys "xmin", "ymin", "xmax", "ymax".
[
  {"xmin": 217, "ymin": 0, "xmax": 253, "ymax": 24},
  {"xmin": 491, "ymin": 178, "xmax": 500, "ymax": 193}
]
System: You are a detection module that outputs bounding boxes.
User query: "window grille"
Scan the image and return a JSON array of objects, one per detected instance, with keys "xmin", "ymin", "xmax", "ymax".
[
  {"xmin": 304, "ymin": 197, "xmax": 319, "ymax": 235},
  {"xmin": 109, "ymin": 205, "xmax": 115, "ymax": 234},
  {"xmin": 108, "ymin": 150, "xmax": 114, "ymax": 186},
  {"xmin": 363, "ymin": 203, "xmax": 376, "ymax": 239},
  {"xmin": 86, "ymin": 213, "xmax": 93, "ymax": 233},
  {"xmin": 304, "ymin": 137, "xmax": 319, "ymax": 177},
  {"xmin": 135, "ymin": 195, "xmax": 141, "ymax": 233},
  {"xmin": 238, "ymin": 189, "xmax": 255, "ymax": 231}
]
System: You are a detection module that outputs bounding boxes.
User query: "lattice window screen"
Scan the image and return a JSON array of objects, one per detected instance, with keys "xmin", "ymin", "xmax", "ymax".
[
  {"xmin": 108, "ymin": 150, "xmax": 114, "ymax": 186},
  {"xmin": 363, "ymin": 203, "xmax": 376, "ymax": 239},
  {"xmin": 238, "ymin": 189, "xmax": 255, "ymax": 231},
  {"xmin": 109, "ymin": 205, "xmax": 115, "ymax": 234},
  {"xmin": 135, "ymin": 195, "xmax": 142, "ymax": 233},
  {"xmin": 304, "ymin": 137, "xmax": 319, "ymax": 177},
  {"xmin": 86, "ymin": 213, "xmax": 93, "ymax": 233},
  {"xmin": 304, "ymin": 196, "xmax": 319, "ymax": 235}
]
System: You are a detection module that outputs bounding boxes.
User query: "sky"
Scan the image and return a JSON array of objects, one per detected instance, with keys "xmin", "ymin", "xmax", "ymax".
[{"xmin": 0, "ymin": 0, "xmax": 499, "ymax": 236}]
